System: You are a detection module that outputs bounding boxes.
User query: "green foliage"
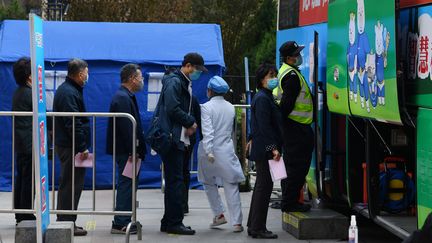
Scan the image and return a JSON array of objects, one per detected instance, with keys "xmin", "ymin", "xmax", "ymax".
[
  {"xmin": 243, "ymin": 0, "xmax": 277, "ymax": 73},
  {"xmin": 190, "ymin": 0, "xmax": 277, "ymax": 97},
  {"xmin": 65, "ymin": 0, "xmax": 192, "ymax": 22},
  {"xmin": 0, "ymin": 0, "xmax": 27, "ymax": 21}
]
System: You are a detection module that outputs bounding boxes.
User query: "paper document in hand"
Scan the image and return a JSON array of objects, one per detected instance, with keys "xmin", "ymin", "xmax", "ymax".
[
  {"xmin": 180, "ymin": 126, "xmax": 190, "ymax": 145},
  {"xmin": 122, "ymin": 157, "xmax": 142, "ymax": 179},
  {"xmin": 74, "ymin": 153, "xmax": 94, "ymax": 168},
  {"xmin": 268, "ymin": 158, "xmax": 287, "ymax": 182}
]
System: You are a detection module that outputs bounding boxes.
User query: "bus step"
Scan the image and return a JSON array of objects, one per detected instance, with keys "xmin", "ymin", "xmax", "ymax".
[{"xmin": 282, "ymin": 208, "xmax": 348, "ymax": 240}]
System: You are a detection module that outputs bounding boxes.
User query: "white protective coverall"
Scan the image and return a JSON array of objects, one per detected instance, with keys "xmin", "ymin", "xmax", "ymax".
[{"xmin": 198, "ymin": 96, "xmax": 245, "ymax": 225}]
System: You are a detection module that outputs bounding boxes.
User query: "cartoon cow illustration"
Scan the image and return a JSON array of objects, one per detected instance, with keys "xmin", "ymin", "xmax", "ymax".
[
  {"xmin": 356, "ymin": 0, "xmax": 371, "ymax": 112},
  {"xmin": 347, "ymin": 12, "xmax": 358, "ymax": 103},
  {"xmin": 375, "ymin": 20, "xmax": 389, "ymax": 106},
  {"xmin": 366, "ymin": 52, "xmax": 378, "ymax": 110}
]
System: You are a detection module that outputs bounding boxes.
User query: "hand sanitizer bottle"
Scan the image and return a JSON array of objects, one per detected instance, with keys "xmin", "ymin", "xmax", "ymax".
[{"xmin": 348, "ymin": 215, "xmax": 358, "ymax": 243}]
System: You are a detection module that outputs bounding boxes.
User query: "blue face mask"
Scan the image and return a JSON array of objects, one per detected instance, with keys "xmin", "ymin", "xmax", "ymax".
[
  {"xmin": 189, "ymin": 70, "xmax": 202, "ymax": 81},
  {"xmin": 267, "ymin": 78, "xmax": 279, "ymax": 90}
]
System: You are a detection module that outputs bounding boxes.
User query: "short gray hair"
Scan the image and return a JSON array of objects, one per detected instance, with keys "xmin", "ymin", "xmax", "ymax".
[{"xmin": 67, "ymin": 58, "xmax": 88, "ymax": 76}]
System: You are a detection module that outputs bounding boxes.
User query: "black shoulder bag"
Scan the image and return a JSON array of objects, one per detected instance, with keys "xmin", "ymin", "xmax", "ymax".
[{"xmin": 145, "ymin": 86, "xmax": 172, "ymax": 156}]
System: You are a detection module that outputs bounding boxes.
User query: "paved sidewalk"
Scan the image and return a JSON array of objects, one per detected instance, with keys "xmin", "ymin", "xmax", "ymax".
[{"xmin": 0, "ymin": 189, "xmax": 397, "ymax": 243}]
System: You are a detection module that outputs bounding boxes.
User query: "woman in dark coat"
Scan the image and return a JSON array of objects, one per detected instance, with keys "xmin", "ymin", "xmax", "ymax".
[{"xmin": 246, "ymin": 63, "xmax": 283, "ymax": 239}]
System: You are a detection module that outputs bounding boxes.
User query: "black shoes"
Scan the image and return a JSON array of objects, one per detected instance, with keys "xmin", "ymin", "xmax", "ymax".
[
  {"xmin": 283, "ymin": 203, "xmax": 312, "ymax": 213},
  {"xmin": 165, "ymin": 225, "xmax": 196, "ymax": 235},
  {"xmin": 111, "ymin": 221, "xmax": 137, "ymax": 235},
  {"xmin": 160, "ymin": 224, "xmax": 190, "ymax": 232},
  {"xmin": 74, "ymin": 225, "xmax": 88, "ymax": 236},
  {"xmin": 161, "ymin": 224, "xmax": 194, "ymax": 234},
  {"xmin": 248, "ymin": 229, "xmax": 278, "ymax": 239}
]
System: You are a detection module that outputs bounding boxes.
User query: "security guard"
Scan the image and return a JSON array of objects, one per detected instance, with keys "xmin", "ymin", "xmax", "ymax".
[{"xmin": 277, "ymin": 41, "xmax": 314, "ymax": 212}]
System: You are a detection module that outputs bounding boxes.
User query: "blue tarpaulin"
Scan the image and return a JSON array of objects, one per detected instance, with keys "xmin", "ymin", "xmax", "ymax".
[{"xmin": 0, "ymin": 20, "xmax": 225, "ymax": 191}]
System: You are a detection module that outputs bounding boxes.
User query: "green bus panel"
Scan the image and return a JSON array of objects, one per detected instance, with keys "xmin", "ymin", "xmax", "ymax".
[
  {"xmin": 327, "ymin": 0, "xmax": 401, "ymax": 124},
  {"xmin": 417, "ymin": 108, "xmax": 432, "ymax": 227}
]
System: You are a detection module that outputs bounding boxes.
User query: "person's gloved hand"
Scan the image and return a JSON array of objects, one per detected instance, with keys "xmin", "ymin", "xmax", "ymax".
[{"xmin": 208, "ymin": 153, "xmax": 215, "ymax": 163}]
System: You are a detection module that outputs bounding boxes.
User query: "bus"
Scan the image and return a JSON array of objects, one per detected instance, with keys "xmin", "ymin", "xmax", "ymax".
[{"xmin": 276, "ymin": 0, "xmax": 432, "ymax": 239}]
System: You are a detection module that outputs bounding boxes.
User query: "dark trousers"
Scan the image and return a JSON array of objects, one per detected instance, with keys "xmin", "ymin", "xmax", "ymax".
[
  {"xmin": 14, "ymin": 153, "xmax": 36, "ymax": 222},
  {"xmin": 281, "ymin": 121, "xmax": 314, "ymax": 210},
  {"xmin": 114, "ymin": 154, "xmax": 139, "ymax": 226},
  {"xmin": 182, "ymin": 146, "xmax": 192, "ymax": 213},
  {"xmin": 56, "ymin": 146, "xmax": 86, "ymax": 222},
  {"xmin": 247, "ymin": 159, "xmax": 273, "ymax": 231},
  {"xmin": 160, "ymin": 146, "xmax": 185, "ymax": 228}
]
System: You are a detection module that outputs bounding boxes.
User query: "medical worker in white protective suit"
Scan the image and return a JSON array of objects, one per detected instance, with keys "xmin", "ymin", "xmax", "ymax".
[{"xmin": 198, "ymin": 75, "xmax": 246, "ymax": 233}]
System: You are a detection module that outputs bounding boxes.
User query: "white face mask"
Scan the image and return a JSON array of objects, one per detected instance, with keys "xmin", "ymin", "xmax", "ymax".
[
  {"xmin": 83, "ymin": 74, "xmax": 89, "ymax": 85},
  {"xmin": 137, "ymin": 79, "xmax": 144, "ymax": 91},
  {"xmin": 294, "ymin": 55, "xmax": 303, "ymax": 66}
]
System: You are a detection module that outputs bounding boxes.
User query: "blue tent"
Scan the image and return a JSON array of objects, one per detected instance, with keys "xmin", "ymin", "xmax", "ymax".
[{"xmin": 0, "ymin": 20, "xmax": 225, "ymax": 191}]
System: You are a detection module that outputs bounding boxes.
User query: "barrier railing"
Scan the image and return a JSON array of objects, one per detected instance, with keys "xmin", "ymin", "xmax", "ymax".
[
  {"xmin": 233, "ymin": 104, "xmax": 254, "ymax": 178},
  {"xmin": 0, "ymin": 111, "xmax": 141, "ymax": 242}
]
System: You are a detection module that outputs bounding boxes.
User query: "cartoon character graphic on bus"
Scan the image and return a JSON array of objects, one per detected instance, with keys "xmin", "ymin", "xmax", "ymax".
[
  {"xmin": 347, "ymin": 12, "xmax": 358, "ymax": 103},
  {"xmin": 356, "ymin": 0, "xmax": 371, "ymax": 113},
  {"xmin": 375, "ymin": 20, "xmax": 389, "ymax": 106},
  {"xmin": 366, "ymin": 52, "xmax": 378, "ymax": 109}
]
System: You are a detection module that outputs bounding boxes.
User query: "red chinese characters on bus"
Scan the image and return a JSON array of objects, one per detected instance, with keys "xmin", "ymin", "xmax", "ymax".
[
  {"xmin": 418, "ymin": 35, "xmax": 429, "ymax": 76},
  {"xmin": 299, "ymin": 0, "xmax": 328, "ymax": 26},
  {"xmin": 408, "ymin": 33, "xmax": 418, "ymax": 79},
  {"xmin": 400, "ymin": 0, "xmax": 432, "ymax": 9}
]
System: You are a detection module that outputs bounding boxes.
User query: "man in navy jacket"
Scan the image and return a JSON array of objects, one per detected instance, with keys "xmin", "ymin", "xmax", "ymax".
[
  {"xmin": 53, "ymin": 58, "xmax": 90, "ymax": 236},
  {"xmin": 158, "ymin": 53, "xmax": 207, "ymax": 235},
  {"xmin": 106, "ymin": 64, "xmax": 146, "ymax": 234}
]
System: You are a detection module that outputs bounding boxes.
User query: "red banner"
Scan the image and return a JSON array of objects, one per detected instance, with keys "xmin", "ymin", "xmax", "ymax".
[
  {"xmin": 400, "ymin": 0, "xmax": 432, "ymax": 8},
  {"xmin": 299, "ymin": 0, "xmax": 328, "ymax": 26}
]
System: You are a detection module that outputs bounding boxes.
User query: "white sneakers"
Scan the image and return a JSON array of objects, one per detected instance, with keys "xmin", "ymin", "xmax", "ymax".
[
  {"xmin": 210, "ymin": 214, "xmax": 227, "ymax": 228},
  {"xmin": 233, "ymin": 225, "xmax": 244, "ymax": 233},
  {"xmin": 210, "ymin": 214, "xmax": 243, "ymax": 233}
]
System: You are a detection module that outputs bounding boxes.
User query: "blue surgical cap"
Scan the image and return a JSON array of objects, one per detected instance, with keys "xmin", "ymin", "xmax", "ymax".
[{"xmin": 207, "ymin": 75, "xmax": 229, "ymax": 94}]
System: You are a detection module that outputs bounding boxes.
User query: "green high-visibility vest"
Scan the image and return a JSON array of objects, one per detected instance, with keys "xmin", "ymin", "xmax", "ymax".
[{"xmin": 275, "ymin": 63, "xmax": 313, "ymax": 125}]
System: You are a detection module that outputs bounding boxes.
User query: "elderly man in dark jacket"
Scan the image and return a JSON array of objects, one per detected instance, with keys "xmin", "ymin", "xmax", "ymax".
[
  {"xmin": 12, "ymin": 57, "xmax": 36, "ymax": 224},
  {"xmin": 158, "ymin": 53, "xmax": 207, "ymax": 235},
  {"xmin": 53, "ymin": 58, "xmax": 90, "ymax": 236},
  {"xmin": 106, "ymin": 63, "xmax": 146, "ymax": 234}
]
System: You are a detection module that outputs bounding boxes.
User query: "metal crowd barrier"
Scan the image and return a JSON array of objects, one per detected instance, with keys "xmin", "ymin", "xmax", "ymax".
[
  {"xmin": 233, "ymin": 104, "xmax": 254, "ymax": 178},
  {"xmin": 0, "ymin": 111, "xmax": 141, "ymax": 243},
  {"xmin": 160, "ymin": 104, "xmax": 253, "ymax": 192}
]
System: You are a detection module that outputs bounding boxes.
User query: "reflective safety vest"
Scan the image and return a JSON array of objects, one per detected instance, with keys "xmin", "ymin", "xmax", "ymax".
[{"xmin": 275, "ymin": 63, "xmax": 313, "ymax": 125}]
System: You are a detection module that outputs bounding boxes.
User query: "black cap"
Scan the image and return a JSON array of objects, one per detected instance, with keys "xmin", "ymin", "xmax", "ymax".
[
  {"xmin": 279, "ymin": 41, "xmax": 305, "ymax": 57},
  {"xmin": 182, "ymin": 52, "xmax": 208, "ymax": 72}
]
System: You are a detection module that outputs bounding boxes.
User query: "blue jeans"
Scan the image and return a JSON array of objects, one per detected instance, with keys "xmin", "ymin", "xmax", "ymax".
[{"xmin": 114, "ymin": 154, "xmax": 139, "ymax": 226}]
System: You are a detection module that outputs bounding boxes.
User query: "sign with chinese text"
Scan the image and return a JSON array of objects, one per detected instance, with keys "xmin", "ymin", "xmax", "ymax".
[
  {"xmin": 400, "ymin": 0, "xmax": 432, "ymax": 8},
  {"xmin": 299, "ymin": 0, "xmax": 328, "ymax": 26},
  {"xmin": 327, "ymin": 0, "xmax": 401, "ymax": 124},
  {"xmin": 29, "ymin": 13, "xmax": 50, "ymax": 242},
  {"xmin": 400, "ymin": 5, "xmax": 432, "ymax": 108}
]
